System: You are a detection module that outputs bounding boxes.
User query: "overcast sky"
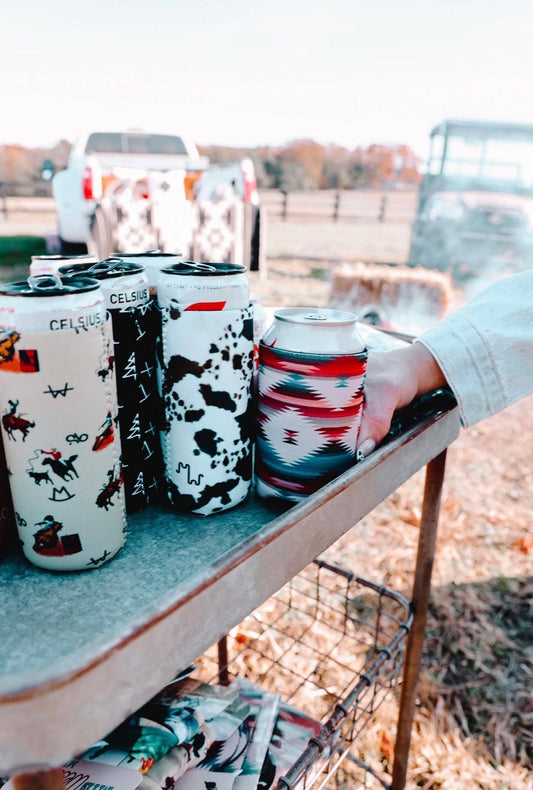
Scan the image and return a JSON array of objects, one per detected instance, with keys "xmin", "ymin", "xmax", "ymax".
[{"xmin": 2, "ymin": 0, "xmax": 533, "ymax": 159}]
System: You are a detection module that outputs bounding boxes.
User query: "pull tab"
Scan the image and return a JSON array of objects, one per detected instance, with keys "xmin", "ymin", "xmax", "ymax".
[
  {"xmin": 88, "ymin": 259, "xmax": 124, "ymax": 276},
  {"xmin": 192, "ymin": 263, "xmax": 218, "ymax": 273},
  {"xmin": 179, "ymin": 260, "xmax": 218, "ymax": 273},
  {"xmin": 27, "ymin": 274, "xmax": 64, "ymax": 292}
]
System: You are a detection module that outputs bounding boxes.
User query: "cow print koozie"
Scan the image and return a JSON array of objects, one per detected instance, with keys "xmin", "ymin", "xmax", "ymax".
[
  {"xmin": 160, "ymin": 303, "xmax": 254, "ymax": 515},
  {"xmin": 0, "ymin": 318, "xmax": 126, "ymax": 571},
  {"xmin": 111, "ymin": 298, "xmax": 165, "ymax": 513}
]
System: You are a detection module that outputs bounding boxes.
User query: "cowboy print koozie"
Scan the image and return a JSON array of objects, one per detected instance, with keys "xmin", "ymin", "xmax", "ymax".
[
  {"xmin": 111, "ymin": 298, "xmax": 165, "ymax": 513},
  {"xmin": 255, "ymin": 344, "xmax": 367, "ymax": 503},
  {"xmin": 159, "ymin": 303, "xmax": 254, "ymax": 515},
  {"xmin": 0, "ymin": 317, "xmax": 126, "ymax": 571}
]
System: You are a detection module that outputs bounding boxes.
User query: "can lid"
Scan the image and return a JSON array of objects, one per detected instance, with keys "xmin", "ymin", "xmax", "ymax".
[
  {"xmin": 58, "ymin": 258, "xmax": 145, "ymax": 279},
  {"xmin": 117, "ymin": 250, "xmax": 181, "ymax": 259},
  {"xmin": 274, "ymin": 307, "xmax": 358, "ymax": 326},
  {"xmin": 161, "ymin": 261, "xmax": 247, "ymax": 277},
  {"xmin": 0, "ymin": 274, "xmax": 101, "ymax": 297}
]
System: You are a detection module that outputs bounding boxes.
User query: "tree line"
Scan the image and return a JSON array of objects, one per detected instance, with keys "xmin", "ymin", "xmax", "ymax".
[
  {"xmin": 0, "ymin": 138, "xmax": 422, "ymax": 196},
  {"xmin": 0, "ymin": 140, "xmax": 71, "ymax": 196},
  {"xmin": 199, "ymin": 139, "xmax": 422, "ymax": 191}
]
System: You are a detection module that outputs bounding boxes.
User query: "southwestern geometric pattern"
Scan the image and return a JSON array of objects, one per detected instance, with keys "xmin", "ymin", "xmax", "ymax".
[
  {"xmin": 110, "ymin": 188, "xmax": 159, "ymax": 254},
  {"xmin": 255, "ymin": 343, "xmax": 367, "ymax": 503},
  {"xmin": 191, "ymin": 201, "xmax": 244, "ymax": 266}
]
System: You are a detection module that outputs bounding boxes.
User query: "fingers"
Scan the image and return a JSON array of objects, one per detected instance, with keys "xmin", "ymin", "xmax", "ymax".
[
  {"xmin": 357, "ymin": 395, "xmax": 396, "ymax": 457},
  {"xmin": 356, "ymin": 347, "xmax": 419, "ymax": 461}
]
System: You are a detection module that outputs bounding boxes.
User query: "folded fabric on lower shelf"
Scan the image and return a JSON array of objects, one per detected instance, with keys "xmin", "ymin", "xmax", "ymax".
[{"xmin": 78, "ymin": 672, "xmax": 322, "ymax": 790}]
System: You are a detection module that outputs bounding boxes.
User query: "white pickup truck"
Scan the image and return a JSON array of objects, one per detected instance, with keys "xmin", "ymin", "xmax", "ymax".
[{"xmin": 51, "ymin": 130, "xmax": 209, "ymax": 254}]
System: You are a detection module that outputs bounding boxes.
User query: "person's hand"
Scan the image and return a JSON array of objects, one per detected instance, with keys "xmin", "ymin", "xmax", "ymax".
[{"xmin": 356, "ymin": 343, "xmax": 447, "ymax": 458}]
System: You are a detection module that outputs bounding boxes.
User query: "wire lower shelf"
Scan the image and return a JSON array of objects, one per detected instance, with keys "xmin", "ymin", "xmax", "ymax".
[{"xmin": 194, "ymin": 558, "xmax": 413, "ymax": 790}]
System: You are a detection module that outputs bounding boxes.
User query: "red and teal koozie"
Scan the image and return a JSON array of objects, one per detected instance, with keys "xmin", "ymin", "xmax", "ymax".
[{"xmin": 255, "ymin": 344, "xmax": 367, "ymax": 502}]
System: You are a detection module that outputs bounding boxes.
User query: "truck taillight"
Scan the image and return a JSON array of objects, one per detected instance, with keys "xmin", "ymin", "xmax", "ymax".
[
  {"xmin": 242, "ymin": 158, "xmax": 258, "ymax": 204},
  {"xmin": 82, "ymin": 166, "xmax": 94, "ymax": 200}
]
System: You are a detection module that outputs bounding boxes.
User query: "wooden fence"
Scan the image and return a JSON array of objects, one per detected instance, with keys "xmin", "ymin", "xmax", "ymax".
[
  {"xmin": 258, "ymin": 188, "xmax": 418, "ymax": 224},
  {"xmin": 0, "ymin": 195, "xmax": 56, "ymax": 220},
  {"xmin": 0, "ymin": 190, "xmax": 419, "ymax": 226}
]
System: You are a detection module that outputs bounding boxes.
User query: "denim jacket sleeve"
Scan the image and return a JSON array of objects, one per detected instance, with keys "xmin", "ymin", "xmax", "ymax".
[{"xmin": 416, "ymin": 270, "xmax": 533, "ymax": 427}]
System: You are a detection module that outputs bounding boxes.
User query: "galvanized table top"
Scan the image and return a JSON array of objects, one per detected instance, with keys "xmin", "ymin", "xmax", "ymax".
[{"xmin": 0, "ymin": 405, "xmax": 460, "ymax": 775}]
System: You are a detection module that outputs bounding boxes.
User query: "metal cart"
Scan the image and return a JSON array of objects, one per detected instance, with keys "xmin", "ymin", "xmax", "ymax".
[{"xmin": 0, "ymin": 402, "xmax": 459, "ymax": 790}]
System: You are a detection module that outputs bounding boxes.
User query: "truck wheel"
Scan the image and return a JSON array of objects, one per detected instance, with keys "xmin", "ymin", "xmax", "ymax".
[
  {"xmin": 90, "ymin": 206, "xmax": 112, "ymax": 260},
  {"xmin": 249, "ymin": 206, "xmax": 261, "ymax": 271},
  {"xmin": 59, "ymin": 238, "xmax": 88, "ymax": 255}
]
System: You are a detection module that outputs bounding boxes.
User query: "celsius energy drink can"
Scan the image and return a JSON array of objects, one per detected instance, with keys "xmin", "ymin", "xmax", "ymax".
[
  {"xmin": 30, "ymin": 253, "xmax": 98, "ymax": 277},
  {"xmin": 0, "ymin": 274, "xmax": 126, "ymax": 571},
  {"xmin": 113, "ymin": 250, "xmax": 183, "ymax": 294},
  {"xmin": 158, "ymin": 261, "xmax": 254, "ymax": 515},
  {"xmin": 58, "ymin": 258, "xmax": 150, "ymax": 308},
  {"xmin": 256, "ymin": 308, "xmax": 367, "ymax": 503},
  {"xmin": 159, "ymin": 261, "xmax": 249, "ymax": 309},
  {"xmin": 58, "ymin": 259, "xmax": 165, "ymax": 513}
]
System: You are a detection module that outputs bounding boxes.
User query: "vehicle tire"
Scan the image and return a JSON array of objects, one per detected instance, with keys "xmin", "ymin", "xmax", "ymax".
[
  {"xmin": 249, "ymin": 205, "xmax": 261, "ymax": 271},
  {"xmin": 59, "ymin": 238, "xmax": 88, "ymax": 255},
  {"xmin": 90, "ymin": 206, "xmax": 112, "ymax": 260}
]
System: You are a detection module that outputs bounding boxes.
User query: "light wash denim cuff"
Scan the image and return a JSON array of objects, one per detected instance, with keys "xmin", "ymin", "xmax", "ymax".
[{"xmin": 417, "ymin": 314, "xmax": 507, "ymax": 428}]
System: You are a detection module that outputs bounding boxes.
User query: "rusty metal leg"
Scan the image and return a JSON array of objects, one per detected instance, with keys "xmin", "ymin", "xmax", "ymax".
[
  {"xmin": 391, "ymin": 449, "xmax": 447, "ymax": 790},
  {"xmin": 11, "ymin": 767, "xmax": 65, "ymax": 790},
  {"xmin": 217, "ymin": 635, "xmax": 230, "ymax": 685}
]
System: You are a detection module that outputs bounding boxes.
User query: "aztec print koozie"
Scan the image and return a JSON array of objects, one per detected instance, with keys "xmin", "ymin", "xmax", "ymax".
[
  {"xmin": 159, "ymin": 304, "xmax": 254, "ymax": 515},
  {"xmin": 0, "ymin": 318, "xmax": 126, "ymax": 571},
  {"xmin": 255, "ymin": 344, "xmax": 367, "ymax": 502},
  {"xmin": 110, "ymin": 297, "xmax": 165, "ymax": 513}
]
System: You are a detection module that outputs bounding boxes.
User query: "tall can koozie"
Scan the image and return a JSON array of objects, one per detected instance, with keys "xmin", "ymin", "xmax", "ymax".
[
  {"xmin": 256, "ymin": 308, "xmax": 367, "ymax": 503},
  {"xmin": 59, "ymin": 259, "xmax": 165, "ymax": 513},
  {"xmin": 158, "ymin": 262, "xmax": 254, "ymax": 515},
  {"xmin": 0, "ymin": 275, "xmax": 126, "ymax": 571}
]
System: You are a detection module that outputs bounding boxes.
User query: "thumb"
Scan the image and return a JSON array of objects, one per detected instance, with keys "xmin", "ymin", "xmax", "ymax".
[
  {"xmin": 356, "ymin": 412, "xmax": 377, "ymax": 460},
  {"xmin": 356, "ymin": 402, "xmax": 396, "ymax": 460}
]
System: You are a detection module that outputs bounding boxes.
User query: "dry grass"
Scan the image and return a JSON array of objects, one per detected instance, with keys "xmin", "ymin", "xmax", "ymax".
[{"xmin": 323, "ymin": 394, "xmax": 532, "ymax": 789}]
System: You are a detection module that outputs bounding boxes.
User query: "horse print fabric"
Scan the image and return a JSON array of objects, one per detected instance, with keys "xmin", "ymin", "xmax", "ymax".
[
  {"xmin": 0, "ymin": 317, "xmax": 126, "ymax": 571},
  {"xmin": 159, "ymin": 303, "xmax": 254, "ymax": 515},
  {"xmin": 255, "ymin": 343, "xmax": 367, "ymax": 502}
]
